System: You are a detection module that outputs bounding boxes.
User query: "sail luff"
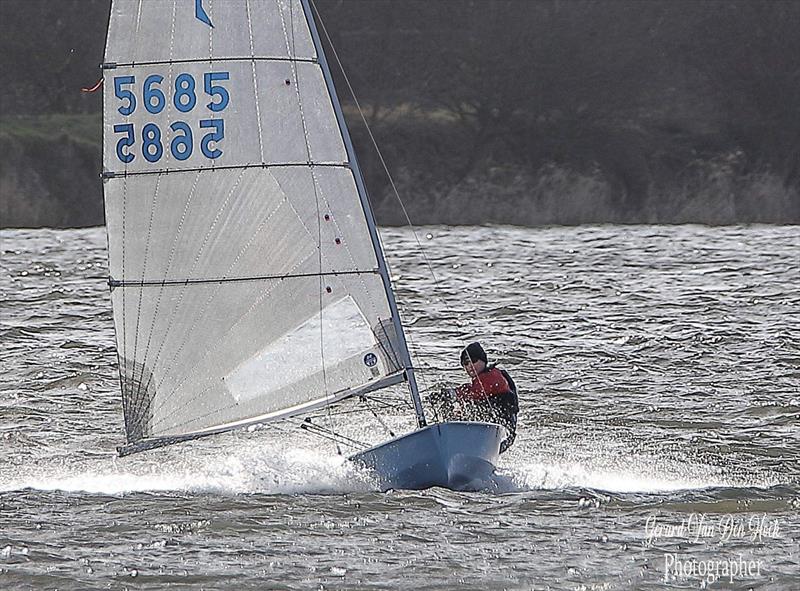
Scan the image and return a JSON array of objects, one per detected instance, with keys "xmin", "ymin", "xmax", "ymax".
[{"xmin": 301, "ymin": 0, "xmax": 427, "ymax": 428}]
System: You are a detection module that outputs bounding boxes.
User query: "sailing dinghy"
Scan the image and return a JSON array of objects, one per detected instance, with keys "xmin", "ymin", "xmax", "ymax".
[{"xmin": 102, "ymin": 0, "xmax": 506, "ymax": 490}]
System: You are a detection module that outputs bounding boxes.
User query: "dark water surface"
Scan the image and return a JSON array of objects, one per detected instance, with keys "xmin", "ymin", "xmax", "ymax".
[{"xmin": 1, "ymin": 225, "xmax": 798, "ymax": 590}]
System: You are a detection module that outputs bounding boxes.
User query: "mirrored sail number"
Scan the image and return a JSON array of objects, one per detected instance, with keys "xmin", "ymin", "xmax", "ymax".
[{"xmin": 112, "ymin": 72, "xmax": 230, "ymax": 164}]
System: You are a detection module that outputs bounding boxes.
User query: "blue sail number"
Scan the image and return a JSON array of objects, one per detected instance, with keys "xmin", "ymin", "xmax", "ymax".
[
  {"xmin": 170, "ymin": 122, "xmax": 193, "ymax": 161},
  {"xmin": 111, "ymin": 71, "xmax": 230, "ymax": 164},
  {"xmin": 113, "ymin": 124, "xmax": 135, "ymax": 163},
  {"xmin": 114, "ymin": 76, "xmax": 136, "ymax": 116},
  {"xmin": 204, "ymin": 72, "xmax": 230, "ymax": 112},
  {"xmin": 200, "ymin": 119, "xmax": 224, "ymax": 159},
  {"xmin": 173, "ymin": 73, "xmax": 197, "ymax": 113},
  {"xmin": 142, "ymin": 123, "xmax": 163, "ymax": 163},
  {"xmin": 143, "ymin": 74, "xmax": 166, "ymax": 114}
]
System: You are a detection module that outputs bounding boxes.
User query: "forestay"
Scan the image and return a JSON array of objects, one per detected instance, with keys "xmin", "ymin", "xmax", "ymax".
[{"xmin": 102, "ymin": 0, "xmax": 410, "ymax": 453}]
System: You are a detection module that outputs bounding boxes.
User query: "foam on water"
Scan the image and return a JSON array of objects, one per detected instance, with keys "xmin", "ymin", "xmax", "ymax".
[
  {"xmin": 498, "ymin": 434, "xmax": 784, "ymax": 494},
  {"xmin": 504, "ymin": 459, "xmax": 732, "ymax": 494},
  {"xmin": 0, "ymin": 443, "xmax": 378, "ymax": 496},
  {"xmin": 1, "ymin": 439, "xmax": 778, "ymax": 497}
]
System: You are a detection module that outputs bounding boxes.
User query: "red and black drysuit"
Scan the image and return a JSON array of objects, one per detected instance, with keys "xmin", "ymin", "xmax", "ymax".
[{"xmin": 455, "ymin": 365, "xmax": 519, "ymax": 453}]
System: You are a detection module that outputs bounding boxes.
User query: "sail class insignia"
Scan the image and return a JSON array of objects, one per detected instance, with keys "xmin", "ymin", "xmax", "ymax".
[{"xmin": 195, "ymin": 0, "xmax": 213, "ymax": 28}]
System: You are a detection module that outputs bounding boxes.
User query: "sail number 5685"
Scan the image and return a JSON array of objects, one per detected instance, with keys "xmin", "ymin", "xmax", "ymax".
[
  {"xmin": 113, "ymin": 119, "xmax": 224, "ymax": 163},
  {"xmin": 113, "ymin": 72, "xmax": 229, "ymax": 116},
  {"xmin": 112, "ymin": 71, "xmax": 229, "ymax": 164}
]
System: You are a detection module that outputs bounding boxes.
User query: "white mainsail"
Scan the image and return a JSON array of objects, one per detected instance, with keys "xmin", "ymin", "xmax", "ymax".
[{"xmin": 102, "ymin": 0, "xmax": 417, "ymax": 454}]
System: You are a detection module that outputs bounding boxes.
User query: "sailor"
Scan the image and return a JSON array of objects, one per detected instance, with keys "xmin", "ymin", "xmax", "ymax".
[{"xmin": 453, "ymin": 342, "xmax": 519, "ymax": 453}]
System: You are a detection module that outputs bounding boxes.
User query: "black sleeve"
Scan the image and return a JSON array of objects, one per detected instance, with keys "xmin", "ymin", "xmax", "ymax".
[{"xmin": 499, "ymin": 369, "xmax": 517, "ymax": 395}]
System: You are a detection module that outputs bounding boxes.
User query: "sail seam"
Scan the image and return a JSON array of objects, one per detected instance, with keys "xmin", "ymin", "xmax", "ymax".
[
  {"xmin": 127, "ymin": 0, "xmax": 182, "ymax": 436},
  {"xmin": 119, "ymin": 150, "xmax": 130, "ymax": 435},
  {"xmin": 131, "ymin": 170, "xmax": 201, "ymax": 435},
  {"xmin": 133, "ymin": 170, "xmax": 291, "ymax": 432},
  {"xmin": 104, "ymin": 1, "xmax": 129, "ymax": 441},
  {"xmin": 276, "ymin": 0, "xmax": 336, "ymax": 443},
  {"xmin": 146, "ymin": 249, "xmax": 316, "ymax": 425},
  {"xmin": 119, "ymin": 0, "xmax": 144, "ymax": 438},
  {"xmin": 304, "ymin": 1, "xmax": 410, "ymax": 383},
  {"xmin": 245, "ymin": 0, "xmax": 265, "ymax": 163},
  {"xmin": 128, "ymin": 173, "xmax": 163, "ymax": 428},
  {"xmin": 133, "ymin": 0, "xmax": 143, "ymax": 65},
  {"xmin": 208, "ymin": 0, "xmax": 214, "ymax": 59},
  {"xmin": 303, "ymin": 172, "xmax": 402, "ymax": 372},
  {"xmin": 128, "ymin": 167, "xmax": 248, "ymax": 437}
]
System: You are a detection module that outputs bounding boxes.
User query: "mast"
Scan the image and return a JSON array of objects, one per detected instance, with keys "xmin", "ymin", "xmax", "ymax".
[{"xmin": 301, "ymin": 0, "xmax": 427, "ymax": 428}]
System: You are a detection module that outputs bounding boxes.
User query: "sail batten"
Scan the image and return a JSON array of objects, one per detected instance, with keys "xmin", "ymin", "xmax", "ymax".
[
  {"xmin": 104, "ymin": 56, "xmax": 320, "ymax": 68},
  {"xmin": 104, "ymin": 162, "xmax": 351, "ymax": 179},
  {"xmin": 104, "ymin": 0, "xmax": 411, "ymax": 450},
  {"xmin": 109, "ymin": 268, "xmax": 381, "ymax": 288}
]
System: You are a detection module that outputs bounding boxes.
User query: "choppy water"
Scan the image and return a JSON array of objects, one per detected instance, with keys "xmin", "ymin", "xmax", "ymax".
[{"xmin": 1, "ymin": 225, "xmax": 798, "ymax": 590}]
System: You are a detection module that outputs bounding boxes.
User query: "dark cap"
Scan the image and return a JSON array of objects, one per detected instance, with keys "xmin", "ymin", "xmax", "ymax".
[{"xmin": 460, "ymin": 342, "xmax": 488, "ymax": 365}]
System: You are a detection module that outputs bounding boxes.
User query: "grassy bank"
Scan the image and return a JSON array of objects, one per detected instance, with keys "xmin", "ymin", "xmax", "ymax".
[
  {"xmin": 350, "ymin": 110, "xmax": 800, "ymax": 226},
  {"xmin": 1, "ymin": 112, "xmax": 798, "ymax": 229},
  {"xmin": 0, "ymin": 114, "xmax": 100, "ymax": 148},
  {"xmin": 0, "ymin": 114, "xmax": 103, "ymax": 228}
]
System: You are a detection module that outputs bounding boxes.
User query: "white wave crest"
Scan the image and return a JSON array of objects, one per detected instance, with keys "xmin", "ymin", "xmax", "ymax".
[{"xmin": 0, "ymin": 442, "xmax": 378, "ymax": 495}]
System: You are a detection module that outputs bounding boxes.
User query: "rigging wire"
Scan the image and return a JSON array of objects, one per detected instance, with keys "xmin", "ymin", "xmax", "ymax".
[
  {"xmin": 359, "ymin": 396, "xmax": 396, "ymax": 438},
  {"xmin": 299, "ymin": 420, "xmax": 367, "ymax": 450},
  {"xmin": 309, "ymin": 0, "xmax": 441, "ymax": 292},
  {"xmin": 309, "ymin": 0, "xmax": 451, "ymax": 405},
  {"xmin": 289, "ymin": 0, "xmax": 341, "ymax": 455}
]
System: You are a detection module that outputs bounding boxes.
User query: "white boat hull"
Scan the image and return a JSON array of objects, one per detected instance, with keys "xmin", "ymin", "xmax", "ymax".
[{"xmin": 350, "ymin": 421, "xmax": 507, "ymax": 491}]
